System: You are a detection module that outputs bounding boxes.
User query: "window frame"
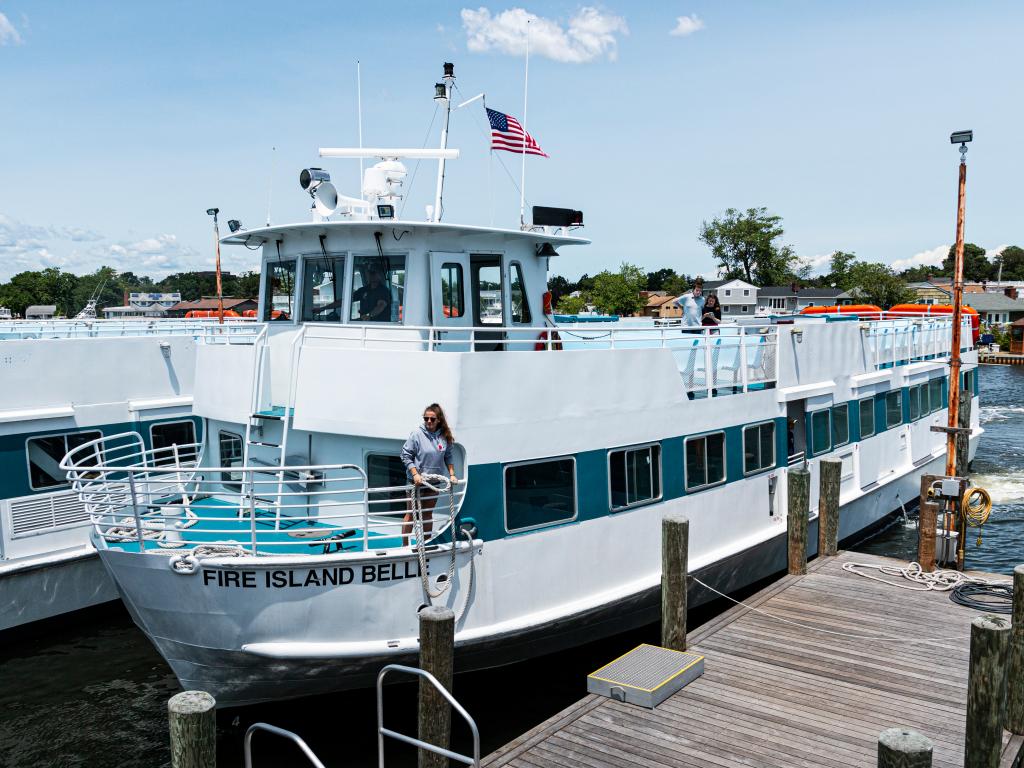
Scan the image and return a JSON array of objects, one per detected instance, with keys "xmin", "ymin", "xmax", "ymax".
[
  {"xmin": 809, "ymin": 409, "xmax": 832, "ymax": 456},
  {"xmin": 885, "ymin": 390, "xmax": 903, "ymax": 429},
  {"xmin": 832, "ymin": 404, "xmax": 850, "ymax": 448},
  {"xmin": 349, "ymin": 252, "xmax": 408, "ymax": 324},
  {"xmin": 365, "ymin": 452, "xmax": 412, "ymax": 517},
  {"xmin": 508, "ymin": 261, "xmax": 533, "ymax": 325},
  {"xmin": 502, "ymin": 455, "xmax": 578, "ymax": 534},
  {"xmin": 218, "ymin": 430, "xmax": 244, "ymax": 490},
  {"xmin": 300, "ymin": 252, "xmax": 347, "ymax": 323},
  {"xmin": 149, "ymin": 420, "xmax": 198, "ymax": 466},
  {"xmin": 928, "ymin": 378, "xmax": 943, "ymax": 414},
  {"xmin": 742, "ymin": 420, "xmax": 776, "ymax": 476},
  {"xmin": 439, "ymin": 261, "xmax": 466, "ymax": 320},
  {"xmin": 263, "ymin": 259, "xmax": 297, "ymax": 322},
  {"xmin": 26, "ymin": 430, "xmax": 103, "ymax": 491},
  {"xmin": 684, "ymin": 430, "xmax": 727, "ymax": 492},
  {"xmin": 607, "ymin": 442, "xmax": 663, "ymax": 512}
]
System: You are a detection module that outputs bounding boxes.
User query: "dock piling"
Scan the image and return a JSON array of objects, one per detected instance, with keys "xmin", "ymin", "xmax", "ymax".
[
  {"xmin": 877, "ymin": 727, "xmax": 933, "ymax": 768},
  {"xmin": 167, "ymin": 691, "xmax": 216, "ymax": 768},
  {"xmin": 965, "ymin": 615, "xmax": 1011, "ymax": 768},
  {"xmin": 917, "ymin": 474, "xmax": 939, "ymax": 572},
  {"xmin": 1006, "ymin": 564, "xmax": 1024, "ymax": 735},
  {"xmin": 788, "ymin": 467, "xmax": 810, "ymax": 575},
  {"xmin": 956, "ymin": 388, "xmax": 972, "ymax": 479},
  {"xmin": 818, "ymin": 458, "xmax": 841, "ymax": 557},
  {"xmin": 418, "ymin": 605, "xmax": 455, "ymax": 768},
  {"xmin": 661, "ymin": 514, "xmax": 689, "ymax": 651}
]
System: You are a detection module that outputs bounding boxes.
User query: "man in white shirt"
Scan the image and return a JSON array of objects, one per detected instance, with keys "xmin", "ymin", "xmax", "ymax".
[{"xmin": 675, "ymin": 278, "xmax": 706, "ymax": 327}]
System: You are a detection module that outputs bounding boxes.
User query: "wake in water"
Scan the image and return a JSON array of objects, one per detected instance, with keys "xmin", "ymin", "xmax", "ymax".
[{"xmin": 980, "ymin": 405, "xmax": 1024, "ymax": 424}]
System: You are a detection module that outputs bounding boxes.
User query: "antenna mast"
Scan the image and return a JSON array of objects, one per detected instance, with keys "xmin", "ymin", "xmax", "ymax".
[
  {"xmin": 432, "ymin": 62, "xmax": 455, "ymax": 222},
  {"xmin": 357, "ymin": 60, "xmax": 364, "ymax": 198},
  {"xmin": 519, "ymin": 20, "xmax": 531, "ymax": 228}
]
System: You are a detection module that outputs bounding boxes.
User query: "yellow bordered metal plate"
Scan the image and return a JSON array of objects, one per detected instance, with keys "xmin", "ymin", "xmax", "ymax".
[{"xmin": 587, "ymin": 643, "xmax": 704, "ymax": 708}]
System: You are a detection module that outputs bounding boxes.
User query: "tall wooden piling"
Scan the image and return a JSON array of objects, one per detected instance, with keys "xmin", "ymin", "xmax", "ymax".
[
  {"xmin": 661, "ymin": 514, "xmax": 689, "ymax": 651},
  {"xmin": 818, "ymin": 458, "xmax": 841, "ymax": 557},
  {"xmin": 877, "ymin": 727, "xmax": 933, "ymax": 768},
  {"xmin": 917, "ymin": 475, "xmax": 939, "ymax": 572},
  {"xmin": 418, "ymin": 605, "xmax": 455, "ymax": 768},
  {"xmin": 788, "ymin": 468, "xmax": 810, "ymax": 575},
  {"xmin": 965, "ymin": 615, "xmax": 1011, "ymax": 768},
  {"xmin": 1006, "ymin": 565, "xmax": 1024, "ymax": 735},
  {"xmin": 956, "ymin": 388, "xmax": 972, "ymax": 479},
  {"xmin": 168, "ymin": 691, "xmax": 216, "ymax": 768}
]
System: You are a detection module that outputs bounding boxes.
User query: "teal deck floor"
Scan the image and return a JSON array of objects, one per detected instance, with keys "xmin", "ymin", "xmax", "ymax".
[{"xmin": 102, "ymin": 497, "xmax": 407, "ymax": 554}]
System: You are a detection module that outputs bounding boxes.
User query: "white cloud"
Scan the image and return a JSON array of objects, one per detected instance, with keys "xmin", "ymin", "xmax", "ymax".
[
  {"xmin": 890, "ymin": 245, "xmax": 949, "ymax": 272},
  {"xmin": 0, "ymin": 13, "xmax": 22, "ymax": 46},
  {"xmin": 670, "ymin": 14, "xmax": 704, "ymax": 37},
  {"xmin": 796, "ymin": 253, "xmax": 833, "ymax": 274},
  {"xmin": 96, "ymin": 234, "xmax": 200, "ymax": 273},
  {"xmin": 461, "ymin": 6, "xmax": 628, "ymax": 63}
]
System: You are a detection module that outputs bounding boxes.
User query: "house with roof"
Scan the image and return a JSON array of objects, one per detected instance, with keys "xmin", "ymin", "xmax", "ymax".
[
  {"xmin": 167, "ymin": 297, "xmax": 259, "ymax": 318},
  {"xmin": 963, "ymin": 292, "xmax": 1024, "ymax": 326},
  {"xmin": 103, "ymin": 292, "xmax": 182, "ymax": 319},
  {"xmin": 704, "ymin": 279, "xmax": 758, "ymax": 317},
  {"xmin": 755, "ymin": 286, "xmax": 851, "ymax": 314},
  {"xmin": 638, "ymin": 291, "xmax": 683, "ymax": 319}
]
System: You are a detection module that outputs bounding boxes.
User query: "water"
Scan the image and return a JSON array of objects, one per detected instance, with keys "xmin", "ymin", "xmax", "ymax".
[{"xmin": 2, "ymin": 364, "xmax": 1023, "ymax": 767}]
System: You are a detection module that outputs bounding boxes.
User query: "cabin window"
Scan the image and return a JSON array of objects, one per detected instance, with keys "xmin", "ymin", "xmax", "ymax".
[
  {"xmin": 832, "ymin": 404, "xmax": 850, "ymax": 447},
  {"xmin": 264, "ymin": 260, "xmax": 296, "ymax": 321},
  {"xmin": 685, "ymin": 432, "xmax": 726, "ymax": 491},
  {"xmin": 440, "ymin": 263, "xmax": 464, "ymax": 319},
  {"xmin": 859, "ymin": 397, "xmax": 876, "ymax": 438},
  {"xmin": 810, "ymin": 410, "xmax": 831, "ymax": 456},
  {"xmin": 219, "ymin": 431, "xmax": 243, "ymax": 490},
  {"xmin": 929, "ymin": 378, "xmax": 942, "ymax": 414},
  {"xmin": 472, "ymin": 258, "xmax": 503, "ymax": 325},
  {"xmin": 301, "ymin": 256, "xmax": 345, "ymax": 322},
  {"xmin": 27, "ymin": 431, "xmax": 102, "ymax": 490},
  {"xmin": 743, "ymin": 422, "xmax": 775, "ymax": 475},
  {"xmin": 885, "ymin": 391, "xmax": 902, "ymax": 428},
  {"xmin": 909, "ymin": 386, "xmax": 921, "ymax": 421},
  {"xmin": 367, "ymin": 454, "xmax": 409, "ymax": 516},
  {"xmin": 504, "ymin": 458, "xmax": 576, "ymax": 532},
  {"xmin": 609, "ymin": 444, "xmax": 661, "ymax": 510},
  {"xmin": 351, "ymin": 255, "xmax": 405, "ymax": 323},
  {"xmin": 509, "ymin": 262, "xmax": 532, "ymax": 324},
  {"xmin": 150, "ymin": 421, "xmax": 198, "ymax": 467}
]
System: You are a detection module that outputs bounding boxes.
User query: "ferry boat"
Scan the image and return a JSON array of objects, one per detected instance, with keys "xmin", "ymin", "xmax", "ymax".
[{"xmin": 61, "ymin": 68, "xmax": 980, "ymax": 707}]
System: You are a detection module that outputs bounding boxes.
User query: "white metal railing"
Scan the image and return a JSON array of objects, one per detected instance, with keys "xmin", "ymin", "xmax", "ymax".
[
  {"xmin": 244, "ymin": 724, "xmax": 328, "ymax": 768},
  {"xmin": 858, "ymin": 315, "xmax": 973, "ymax": 370},
  {"xmin": 0, "ymin": 317, "xmax": 257, "ymax": 341},
  {"xmin": 60, "ymin": 432, "xmax": 465, "ymax": 557}
]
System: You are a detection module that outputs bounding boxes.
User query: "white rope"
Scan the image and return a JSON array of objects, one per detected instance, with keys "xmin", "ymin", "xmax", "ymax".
[
  {"xmin": 411, "ymin": 474, "xmax": 459, "ymax": 601},
  {"xmin": 840, "ymin": 561, "xmax": 1009, "ymax": 591},
  {"xmin": 688, "ymin": 574, "xmax": 996, "ymax": 645}
]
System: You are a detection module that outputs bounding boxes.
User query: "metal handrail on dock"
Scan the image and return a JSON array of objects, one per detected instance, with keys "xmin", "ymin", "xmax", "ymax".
[{"xmin": 244, "ymin": 723, "xmax": 328, "ymax": 768}]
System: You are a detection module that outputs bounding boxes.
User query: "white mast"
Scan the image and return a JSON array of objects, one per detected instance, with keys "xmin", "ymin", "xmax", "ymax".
[
  {"xmin": 519, "ymin": 19, "xmax": 531, "ymax": 228},
  {"xmin": 357, "ymin": 60, "xmax": 364, "ymax": 198},
  {"xmin": 433, "ymin": 63, "xmax": 455, "ymax": 222}
]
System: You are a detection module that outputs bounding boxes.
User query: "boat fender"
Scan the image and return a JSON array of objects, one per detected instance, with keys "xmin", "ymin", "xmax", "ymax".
[
  {"xmin": 535, "ymin": 330, "xmax": 563, "ymax": 351},
  {"xmin": 169, "ymin": 552, "xmax": 200, "ymax": 574}
]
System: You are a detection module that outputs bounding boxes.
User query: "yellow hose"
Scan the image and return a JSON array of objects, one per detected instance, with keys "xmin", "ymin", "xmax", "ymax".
[{"xmin": 962, "ymin": 486, "xmax": 992, "ymax": 545}]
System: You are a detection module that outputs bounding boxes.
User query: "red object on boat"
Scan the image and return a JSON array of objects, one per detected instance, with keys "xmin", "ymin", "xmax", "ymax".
[
  {"xmin": 185, "ymin": 309, "xmax": 241, "ymax": 318},
  {"xmin": 887, "ymin": 304, "xmax": 980, "ymax": 343},
  {"xmin": 242, "ymin": 309, "xmax": 258, "ymax": 318},
  {"xmin": 799, "ymin": 304, "xmax": 882, "ymax": 318}
]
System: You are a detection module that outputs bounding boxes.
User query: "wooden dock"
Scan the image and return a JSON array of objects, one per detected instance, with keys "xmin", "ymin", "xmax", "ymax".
[{"xmin": 485, "ymin": 551, "xmax": 1023, "ymax": 768}]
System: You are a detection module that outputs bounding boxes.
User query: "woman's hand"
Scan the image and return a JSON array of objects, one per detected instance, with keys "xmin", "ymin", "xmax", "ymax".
[
  {"xmin": 449, "ymin": 474, "xmax": 459, "ymax": 486},
  {"xmin": 412, "ymin": 473, "xmax": 423, "ymax": 486}
]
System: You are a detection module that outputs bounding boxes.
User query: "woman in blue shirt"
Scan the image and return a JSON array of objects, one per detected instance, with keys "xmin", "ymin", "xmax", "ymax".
[{"xmin": 400, "ymin": 403, "xmax": 458, "ymax": 544}]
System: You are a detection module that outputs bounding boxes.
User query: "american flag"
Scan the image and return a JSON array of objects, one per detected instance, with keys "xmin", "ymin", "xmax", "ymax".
[{"xmin": 486, "ymin": 107, "xmax": 549, "ymax": 157}]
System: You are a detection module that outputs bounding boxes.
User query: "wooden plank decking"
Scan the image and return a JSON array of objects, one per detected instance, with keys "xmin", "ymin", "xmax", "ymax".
[{"xmin": 485, "ymin": 551, "xmax": 1020, "ymax": 768}]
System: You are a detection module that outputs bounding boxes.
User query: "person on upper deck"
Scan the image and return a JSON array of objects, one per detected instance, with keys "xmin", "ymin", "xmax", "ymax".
[
  {"xmin": 400, "ymin": 403, "xmax": 458, "ymax": 545},
  {"xmin": 675, "ymin": 278, "xmax": 706, "ymax": 328},
  {"xmin": 702, "ymin": 293, "xmax": 722, "ymax": 327},
  {"xmin": 353, "ymin": 268, "xmax": 391, "ymax": 321}
]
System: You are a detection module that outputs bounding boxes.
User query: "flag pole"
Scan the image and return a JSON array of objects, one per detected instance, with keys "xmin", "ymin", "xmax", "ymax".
[
  {"xmin": 357, "ymin": 60, "xmax": 364, "ymax": 199},
  {"xmin": 519, "ymin": 19, "xmax": 530, "ymax": 229}
]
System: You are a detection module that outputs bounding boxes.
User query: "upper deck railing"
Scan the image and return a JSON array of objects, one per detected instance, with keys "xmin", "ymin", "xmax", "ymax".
[
  {"xmin": 856, "ymin": 314, "xmax": 972, "ymax": 370},
  {"xmin": 60, "ymin": 432, "xmax": 466, "ymax": 558},
  {"xmin": 0, "ymin": 317, "xmax": 257, "ymax": 340}
]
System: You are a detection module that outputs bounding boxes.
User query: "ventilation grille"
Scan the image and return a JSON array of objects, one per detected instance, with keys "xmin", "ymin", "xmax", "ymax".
[{"xmin": 11, "ymin": 491, "xmax": 89, "ymax": 537}]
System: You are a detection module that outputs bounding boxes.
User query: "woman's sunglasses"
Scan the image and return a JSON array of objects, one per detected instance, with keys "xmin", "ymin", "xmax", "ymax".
[{"xmin": 423, "ymin": 416, "xmax": 438, "ymax": 423}]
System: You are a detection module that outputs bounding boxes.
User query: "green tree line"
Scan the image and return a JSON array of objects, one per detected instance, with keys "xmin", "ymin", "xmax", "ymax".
[{"xmin": 0, "ymin": 266, "xmax": 260, "ymax": 317}]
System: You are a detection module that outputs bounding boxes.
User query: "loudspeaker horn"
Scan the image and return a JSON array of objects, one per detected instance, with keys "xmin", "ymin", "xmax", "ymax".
[{"xmin": 314, "ymin": 182, "xmax": 338, "ymax": 216}]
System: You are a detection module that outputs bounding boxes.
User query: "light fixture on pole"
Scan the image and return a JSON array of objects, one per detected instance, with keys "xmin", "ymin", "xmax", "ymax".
[
  {"xmin": 206, "ymin": 207, "xmax": 225, "ymax": 325},
  {"xmin": 945, "ymin": 129, "xmax": 972, "ymax": 570}
]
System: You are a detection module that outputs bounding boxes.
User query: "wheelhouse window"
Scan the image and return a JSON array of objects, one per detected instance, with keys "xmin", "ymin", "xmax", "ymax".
[
  {"xmin": 367, "ymin": 454, "xmax": 409, "ymax": 516},
  {"xmin": 509, "ymin": 262, "xmax": 532, "ymax": 324},
  {"xmin": 27, "ymin": 431, "xmax": 102, "ymax": 490},
  {"xmin": 928, "ymin": 378, "xmax": 942, "ymax": 414},
  {"xmin": 440, "ymin": 263, "xmax": 464, "ymax": 319},
  {"xmin": 351, "ymin": 255, "xmax": 405, "ymax": 323},
  {"xmin": 685, "ymin": 432, "xmax": 725, "ymax": 491},
  {"xmin": 885, "ymin": 391, "xmax": 902, "ymax": 428},
  {"xmin": 504, "ymin": 458, "xmax": 576, "ymax": 532},
  {"xmin": 743, "ymin": 422, "xmax": 775, "ymax": 475},
  {"xmin": 264, "ymin": 260, "xmax": 296, "ymax": 321},
  {"xmin": 832, "ymin": 404, "xmax": 850, "ymax": 447},
  {"xmin": 472, "ymin": 258, "xmax": 503, "ymax": 325},
  {"xmin": 859, "ymin": 396, "xmax": 876, "ymax": 438},
  {"xmin": 150, "ymin": 421, "xmax": 197, "ymax": 466},
  {"xmin": 810, "ymin": 410, "xmax": 831, "ymax": 456},
  {"xmin": 219, "ymin": 431, "xmax": 243, "ymax": 490},
  {"xmin": 609, "ymin": 444, "xmax": 661, "ymax": 510},
  {"xmin": 302, "ymin": 256, "xmax": 345, "ymax": 322}
]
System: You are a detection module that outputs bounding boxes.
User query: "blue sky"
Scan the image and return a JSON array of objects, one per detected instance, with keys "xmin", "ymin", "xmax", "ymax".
[{"xmin": 1, "ymin": 1, "xmax": 1021, "ymax": 282}]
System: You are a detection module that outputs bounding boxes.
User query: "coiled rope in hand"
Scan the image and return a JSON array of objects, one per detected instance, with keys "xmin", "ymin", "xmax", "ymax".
[{"xmin": 411, "ymin": 474, "xmax": 459, "ymax": 601}]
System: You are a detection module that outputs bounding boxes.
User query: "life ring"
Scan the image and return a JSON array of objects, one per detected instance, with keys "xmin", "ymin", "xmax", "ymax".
[{"xmin": 535, "ymin": 330, "xmax": 563, "ymax": 351}]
